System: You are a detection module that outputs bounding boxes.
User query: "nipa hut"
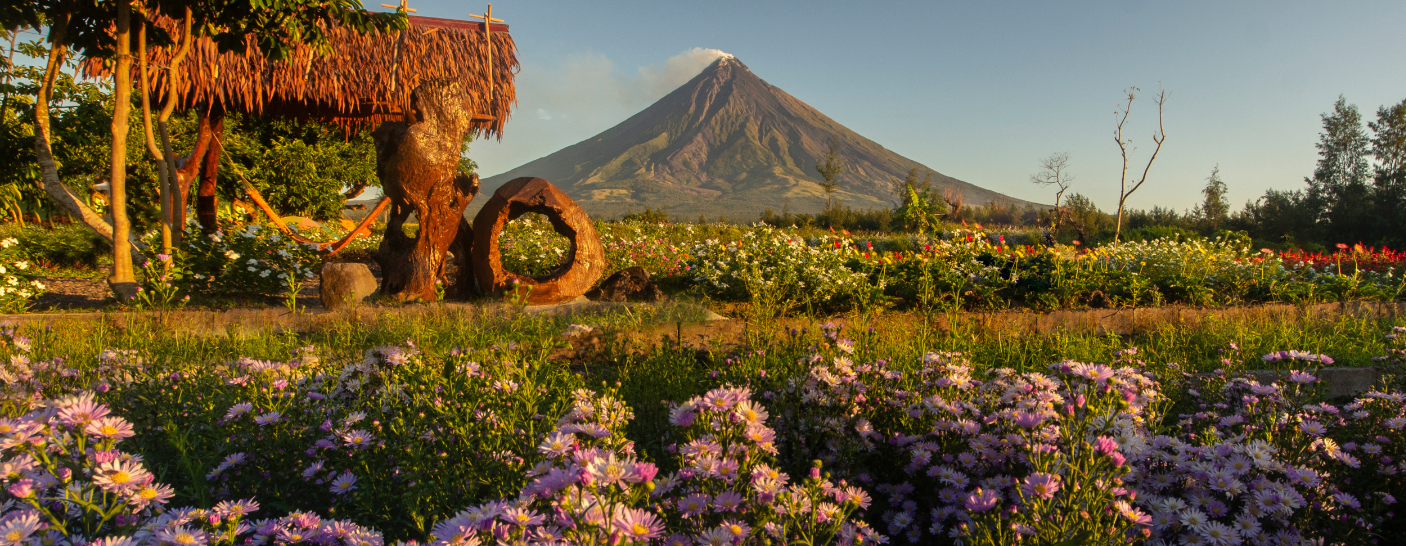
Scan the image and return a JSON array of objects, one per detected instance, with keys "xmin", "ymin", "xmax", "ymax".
[{"xmin": 85, "ymin": 13, "xmax": 518, "ymax": 229}]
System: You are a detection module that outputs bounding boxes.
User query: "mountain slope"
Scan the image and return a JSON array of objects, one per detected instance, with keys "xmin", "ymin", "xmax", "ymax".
[{"xmin": 481, "ymin": 56, "xmax": 1032, "ymax": 219}]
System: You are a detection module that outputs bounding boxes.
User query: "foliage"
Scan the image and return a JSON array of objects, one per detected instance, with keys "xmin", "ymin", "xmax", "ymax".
[
  {"xmin": 620, "ymin": 206, "xmax": 671, "ymax": 225},
  {"xmin": 684, "ymin": 226, "xmax": 869, "ymax": 314},
  {"xmin": 0, "ymin": 224, "xmax": 111, "ymax": 270},
  {"xmin": 0, "ymin": 38, "xmax": 113, "ymax": 224},
  {"xmin": 443, "ymin": 387, "xmax": 878, "ymax": 545},
  {"xmin": 106, "ymin": 342, "xmax": 579, "ymax": 538},
  {"xmin": 156, "ymin": 220, "xmax": 324, "ymax": 297},
  {"xmin": 0, "ymin": 237, "xmax": 46, "ymax": 313},
  {"xmin": 1191, "ymin": 165, "xmax": 1229, "ymax": 231},
  {"xmin": 132, "ymin": 252, "xmax": 190, "ymax": 309},
  {"xmin": 219, "ymin": 115, "xmax": 378, "ymax": 222}
]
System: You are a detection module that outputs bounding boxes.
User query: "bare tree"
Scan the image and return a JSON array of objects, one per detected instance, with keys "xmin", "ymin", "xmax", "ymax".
[
  {"xmin": 814, "ymin": 137, "xmax": 845, "ymax": 223},
  {"xmin": 1112, "ymin": 87, "xmax": 1168, "ymax": 244},
  {"xmin": 941, "ymin": 186, "xmax": 965, "ymax": 221},
  {"xmin": 1031, "ymin": 152, "xmax": 1074, "ymax": 231}
]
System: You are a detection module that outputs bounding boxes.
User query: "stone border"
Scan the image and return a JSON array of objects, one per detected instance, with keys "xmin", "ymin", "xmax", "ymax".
[
  {"xmin": 1241, "ymin": 367, "xmax": 1396, "ymax": 399},
  {"xmin": 3, "ymin": 300, "xmax": 1400, "ymax": 339}
]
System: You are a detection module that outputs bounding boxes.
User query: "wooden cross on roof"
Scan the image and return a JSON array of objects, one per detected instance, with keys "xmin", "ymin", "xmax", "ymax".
[
  {"xmin": 467, "ymin": 4, "xmax": 504, "ymax": 100},
  {"xmin": 381, "ymin": 0, "xmax": 417, "ymax": 93},
  {"xmin": 380, "ymin": 0, "xmax": 417, "ymax": 14}
]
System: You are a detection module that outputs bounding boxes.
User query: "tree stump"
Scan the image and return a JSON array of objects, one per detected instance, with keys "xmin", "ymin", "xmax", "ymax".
[
  {"xmin": 373, "ymin": 80, "xmax": 481, "ymax": 302},
  {"xmin": 471, "ymin": 177, "xmax": 605, "ymax": 305}
]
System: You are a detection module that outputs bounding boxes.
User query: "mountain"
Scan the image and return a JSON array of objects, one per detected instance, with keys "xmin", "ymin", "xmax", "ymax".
[{"xmin": 479, "ymin": 56, "xmax": 1033, "ymax": 220}]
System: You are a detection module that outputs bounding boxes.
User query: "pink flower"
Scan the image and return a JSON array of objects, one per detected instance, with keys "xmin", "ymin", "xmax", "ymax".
[
  {"xmin": 587, "ymin": 454, "xmax": 637, "ymax": 488},
  {"xmin": 713, "ymin": 490, "xmax": 744, "ymax": 512},
  {"xmin": 330, "ymin": 473, "xmax": 357, "ymax": 495},
  {"xmin": 678, "ymin": 494, "xmax": 709, "ymax": 517},
  {"xmin": 1013, "ymin": 412, "xmax": 1045, "ymax": 429},
  {"xmin": 963, "ymin": 487, "xmax": 999, "ymax": 513},
  {"xmin": 1094, "ymin": 436, "xmax": 1120, "ymax": 456},
  {"xmin": 86, "ymin": 417, "xmax": 136, "ymax": 439},
  {"xmin": 6, "ymin": 479, "xmax": 35, "ymax": 498},
  {"xmin": 500, "ymin": 507, "xmax": 545, "ymax": 527},
  {"xmin": 613, "ymin": 508, "xmax": 663, "ymax": 541},
  {"xmin": 1020, "ymin": 473, "xmax": 1061, "ymax": 500}
]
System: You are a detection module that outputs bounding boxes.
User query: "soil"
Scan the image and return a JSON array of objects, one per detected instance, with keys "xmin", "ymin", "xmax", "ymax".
[{"xmin": 28, "ymin": 259, "xmax": 384, "ymax": 312}]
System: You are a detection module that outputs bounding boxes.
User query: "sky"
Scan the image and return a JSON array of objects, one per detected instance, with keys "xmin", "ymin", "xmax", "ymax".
[{"xmin": 386, "ymin": 0, "xmax": 1406, "ymax": 212}]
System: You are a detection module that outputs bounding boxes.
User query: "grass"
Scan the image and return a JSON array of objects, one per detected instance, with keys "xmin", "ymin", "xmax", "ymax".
[{"xmin": 20, "ymin": 305, "xmax": 1402, "ymax": 459}]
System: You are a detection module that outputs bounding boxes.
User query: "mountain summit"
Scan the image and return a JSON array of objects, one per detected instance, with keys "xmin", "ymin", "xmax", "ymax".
[{"xmin": 481, "ymin": 56, "xmax": 1030, "ymax": 219}]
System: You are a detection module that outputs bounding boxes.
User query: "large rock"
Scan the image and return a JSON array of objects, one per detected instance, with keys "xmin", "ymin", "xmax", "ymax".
[
  {"xmin": 320, "ymin": 263, "xmax": 378, "ymax": 309},
  {"xmin": 471, "ymin": 177, "xmax": 605, "ymax": 305},
  {"xmin": 587, "ymin": 266, "xmax": 664, "ymax": 302}
]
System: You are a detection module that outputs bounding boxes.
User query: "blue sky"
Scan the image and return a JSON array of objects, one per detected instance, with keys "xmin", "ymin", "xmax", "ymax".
[{"xmin": 399, "ymin": 0, "xmax": 1406, "ymax": 212}]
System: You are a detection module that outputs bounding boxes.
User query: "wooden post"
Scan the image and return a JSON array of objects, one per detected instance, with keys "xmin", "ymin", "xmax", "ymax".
[
  {"xmin": 467, "ymin": 5, "xmax": 504, "ymax": 101},
  {"xmin": 381, "ymin": 0, "xmax": 418, "ymax": 93}
]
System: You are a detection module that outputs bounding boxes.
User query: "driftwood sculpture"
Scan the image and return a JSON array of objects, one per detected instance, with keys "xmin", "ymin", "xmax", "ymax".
[
  {"xmin": 471, "ymin": 177, "xmax": 605, "ymax": 305},
  {"xmin": 373, "ymin": 79, "xmax": 484, "ymax": 302}
]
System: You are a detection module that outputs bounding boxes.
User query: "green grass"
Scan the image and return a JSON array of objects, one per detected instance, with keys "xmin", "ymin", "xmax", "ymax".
[{"xmin": 21, "ymin": 306, "xmax": 1401, "ymax": 459}]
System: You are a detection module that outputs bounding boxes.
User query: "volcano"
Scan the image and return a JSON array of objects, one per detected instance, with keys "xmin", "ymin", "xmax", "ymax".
[{"xmin": 480, "ymin": 55, "xmax": 1031, "ymax": 219}]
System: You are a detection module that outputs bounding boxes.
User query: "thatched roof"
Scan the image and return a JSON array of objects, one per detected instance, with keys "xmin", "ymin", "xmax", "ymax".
[{"xmin": 87, "ymin": 15, "xmax": 517, "ymax": 136}]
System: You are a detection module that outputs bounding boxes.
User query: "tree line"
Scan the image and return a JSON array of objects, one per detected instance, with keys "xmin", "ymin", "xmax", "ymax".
[{"xmin": 763, "ymin": 94, "xmax": 1404, "ymax": 251}]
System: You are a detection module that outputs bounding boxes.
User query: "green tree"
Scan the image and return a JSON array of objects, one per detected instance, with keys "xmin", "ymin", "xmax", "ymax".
[
  {"xmin": 1191, "ymin": 165, "xmax": 1229, "ymax": 232},
  {"xmin": 220, "ymin": 115, "xmax": 377, "ymax": 222},
  {"xmin": 1060, "ymin": 192, "xmax": 1108, "ymax": 244},
  {"xmin": 1308, "ymin": 96, "xmax": 1373, "ymax": 244},
  {"xmin": 814, "ymin": 136, "xmax": 845, "ymax": 227},
  {"xmin": 1369, "ymin": 98, "xmax": 1406, "ymax": 247},
  {"xmin": 892, "ymin": 168, "xmax": 944, "ymax": 234}
]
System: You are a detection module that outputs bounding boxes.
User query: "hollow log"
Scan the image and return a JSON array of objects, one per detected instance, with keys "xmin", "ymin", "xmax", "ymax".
[
  {"xmin": 471, "ymin": 177, "xmax": 604, "ymax": 305},
  {"xmin": 373, "ymin": 79, "xmax": 482, "ymax": 302}
]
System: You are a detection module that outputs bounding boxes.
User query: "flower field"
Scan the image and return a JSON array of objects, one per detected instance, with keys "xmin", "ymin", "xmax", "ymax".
[
  {"xmin": 493, "ymin": 221, "xmax": 1405, "ymax": 314},
  {"xmin": 4, "ymin": 220, "xmax": 1402, "ymax": 313},
  {"xmin": 1, "ymin": 305, "xmax": 1404, "ymax": 546}
]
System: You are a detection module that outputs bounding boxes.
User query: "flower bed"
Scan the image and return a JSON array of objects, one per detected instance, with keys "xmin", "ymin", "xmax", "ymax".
[{"xmin": 1, "ymin": 321, "xmax": 1404, "ymax": 545}]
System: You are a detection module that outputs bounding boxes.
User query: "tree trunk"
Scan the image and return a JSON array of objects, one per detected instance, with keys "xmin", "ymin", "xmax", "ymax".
[
  {"xmin": 108, "ymin": 1, "xmax": 138, "ymax": 300},
  {"xmin": 373, "ymin": 80, "xmax": 482, "ymax": 302},
  {"xmin": 197, "ymin": 111, "xmax": 225, "ymax": 232},
  {"xmin": 137, "ymin": 21, "xmax": 172, "ymax": 254},
  {"xmin": 174, "ymin": 112, "xmax": 215, "ymax": 233},
  {"xmin": 33, "ymin": 16, "xmax": 118, "ymax": 242}
]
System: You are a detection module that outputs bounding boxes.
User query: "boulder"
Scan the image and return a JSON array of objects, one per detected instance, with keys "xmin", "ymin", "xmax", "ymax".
[
  {"xmin": 586, "ymin": 266, "xmax": 664, "ymax": 302},
  {"xmin": 320, "ymin": 263, "xmax": 378, "ymax": 309}
]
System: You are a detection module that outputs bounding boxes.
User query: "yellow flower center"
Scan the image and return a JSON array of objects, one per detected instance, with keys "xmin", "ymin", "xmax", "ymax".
[{"xmin": 110, "ymin": 470, "xmax": 132, "ymax": 484}]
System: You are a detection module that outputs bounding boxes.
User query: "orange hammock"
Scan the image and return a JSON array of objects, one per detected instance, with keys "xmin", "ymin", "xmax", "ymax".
[{"xmin": 222, "ymin": 155, "xmax": 390, "ymax": 256}]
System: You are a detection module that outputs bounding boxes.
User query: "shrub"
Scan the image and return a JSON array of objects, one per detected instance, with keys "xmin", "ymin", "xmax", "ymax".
[
  {"xmin": 162, "ymin": 221, "xmax": 324, "ymax": 297},
  {"xmin": 0, "ymin": 224, "xmax": 108, "ymax": 270},
  {"xmin": 0, "ymin": 238, "xmax": 46, "ymax": 313}
]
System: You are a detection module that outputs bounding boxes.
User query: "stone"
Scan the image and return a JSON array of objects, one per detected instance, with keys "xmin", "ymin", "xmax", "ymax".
[
  {"xmin": 1245, "ymin": 367, "xmax": 1386, "ymax": 400},
  {"xmin": 471, "ymin": 177, "xmax": 605, "ymax": 305},
  {"xmin": 320, "ymin": 263, "xmax": 378, "ymax": 309},
  {"xmin": 586, "ymin": 266, "xmax": 664, "ymax": 302}
]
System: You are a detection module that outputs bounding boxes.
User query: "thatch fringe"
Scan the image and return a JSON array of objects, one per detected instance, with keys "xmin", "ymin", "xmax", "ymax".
[{"xmin": 86, "ymin": 15, "xmax": 517, "ymax": 136}]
